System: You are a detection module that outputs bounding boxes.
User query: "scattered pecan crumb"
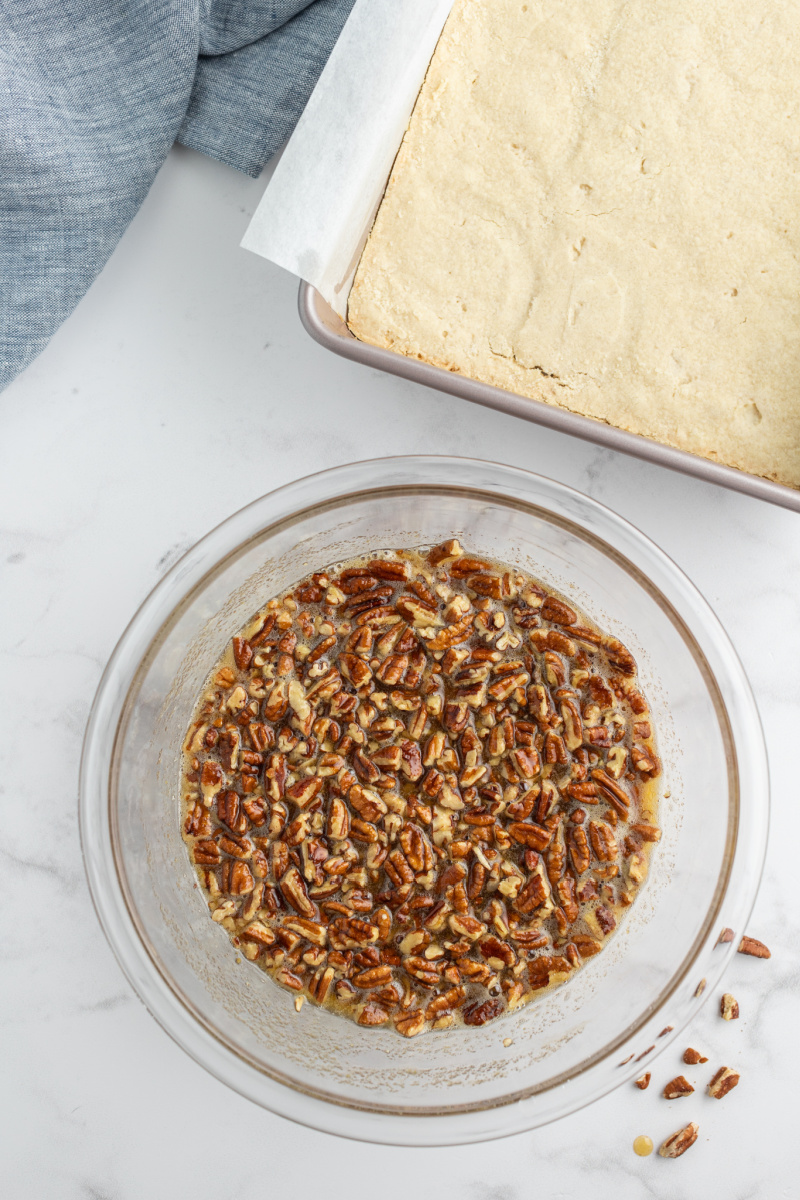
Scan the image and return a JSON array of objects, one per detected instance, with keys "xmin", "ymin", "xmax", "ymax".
[
  {"xmin": 738, "ymin": 936, "xmax": 771, "ymax": 959},
  {"xmin": 708, "ymin": 1066, "xmax": 740, "ymax": 1099},
  {"xmin": 717, "ymin": 926, "xmax": 735, "ymax": 945},
  {"xmin": 683, "ymin": 1047, "xmax": 708, "ymax": 1065},
  {"xmin": 663, "ymin": 1074, "xmax": 694, "ymax": 1099},
  {"xmin": 694, "ymin": 978, "xmax": 707, "ymax": 997},
  {"xmin": 659, "ymin": 1025, "xmax": 673, "ymax": 1037},
  {"xmin": 720, "ymin": 992, "xmax": 739, "ymax": 1020},
  {"xmin": 636, "ymin": 1044, "xmax": 655, "ymax": 1062},
  {"xmin": 635, "ymin": 1072, "xmax": 651, "ymax": 1089},
  {"xmin": 659, "ymin": 1122, "xmax": 699, "ymax": 1158}
]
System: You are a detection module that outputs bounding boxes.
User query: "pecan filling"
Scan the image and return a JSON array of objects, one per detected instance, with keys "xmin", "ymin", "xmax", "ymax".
[{"xmin": 181, "ymin": 542, "xmax": 661, "ymax": 1035}]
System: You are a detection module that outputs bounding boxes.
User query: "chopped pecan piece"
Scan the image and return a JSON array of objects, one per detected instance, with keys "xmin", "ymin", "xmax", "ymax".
[
  {"xmin": 568, "ymin": 825, "xmax": 591, "ymax": 875},
  {"xmin": 555, "ymin": 875, "xmax": 579, "ymax": 923},
  {"xmin": 683, "ymin": 1047, "xmax": 708, "ymax": 1065},
  {"xmin": 707, "ymin": 1066, "xmax": 740, "ymax": 1099},
  {"xmin": 541, "ymin": 596, "xmax": 577, "ymax": 626},
  {"xmin": 571, "ymin": 934, "xmax": 602, "ymax": 958},
  {"xmin": 216, "ymin": 790, "xmax": 246, "ymax": 833},
  {"xmin": 279, "ymin": 866, "xmax": 315, "ymax": 918},
  {"xmin": 448, "ymin": 913, "xmax": 486, "ymax": 941},
  {"xmin": 463, "ymin": 998, "xmax": 504, "ymax": 1026},
  {"xmin": 478, "ymin": 937, "xmax": 516, "ymax": 967},
  {"xmin": 720, "ymin": 992, "xmax": 739, "ymax": 1020},
  {"xmin": 200, "ymin": 759, "xmax": 224, "ymax": 803},
  {"xmin": 357, "ymin": 1002, "xmax": 390, "ymax": 1026},
  {"xmin": 514, "ymin": 868, "xmax": 550, "ymax": 915},
  {"xmin": 738, "ymin": 935, "xmax": 771, "ymax": 959},
  {"xmin": 185, "ymin": 801, "xmax": 211, "ymax": 838},
  {"xmin": 658, "ymin": 1122, "xmax": 699, "ymax": 1158},
  {"xmin": 590, "ymin": 769, "xmax": 630, "ymax": 816},
  {"xmin": 192, "ymin": 838, "xmax": 220, "ymax": 865},
  {"xmin": 218, "ymin": 832, "xmax": 253, "ymax": 860},
  {"xmin": 528, "ymin": 954, "xmax": 570, "ymax": 990},
  {"xmin": 222, "ymin": 861, "xmax": 254, "ymax": 895},
  {"xmin": 352, "ymin": 965, "xmax": 393, "ymax": 988},
  {"xmin": 395, "ymin": 1010, "xmax": 426, "ymax": 1037},
  {"xmin": 284, "ymin": 917, "xmax": 327, "ymax": 946},
  {"xmin": 308, "ymin": 966, "xmax": 335, "ymax": 1003},
  {"xmin": 508, "ymin": 821, "xmax": 552, "ymax": 851},
  {"xmin": 629, "ymin": 822, "xmax": 661, "ymax": 842},
  {"xmin": 635, "ymin": 1073, "xmax": 651, "ymax": 1090},
  {"xmin": 326, "ymin": 796, "xmax": 350, "ymax": 840},
  {"xmin": 241, "ymin": 795, "xmax": 268, "ymax": 826},
  {"xmin": 591, "ymin": 905, "xmax": 617, "ymax": 937},
  {"xmin": 428, "ymin": 538, "xmax": 463, "ymax": 565},
  {"xmin": 242, "ymin": 921, "xmax": 276, "ymax": 947},
  {"xmin": 232, "ymin": 637, "xmax": 253, "ymax": 670},
  {"xmin": 368, "ymin": 558, "xmax": 409, "ymax": 582},
  {"xmin": 663, "ymin": 1075, "xmax": 694, "ymax": 1099},
  {"xmin": 589, "ymin": 820, "xmax": 617, "ymax": 863},
  {"xmin": 449, "ymin": 556, "xmax": 491, "ymax": 577}
]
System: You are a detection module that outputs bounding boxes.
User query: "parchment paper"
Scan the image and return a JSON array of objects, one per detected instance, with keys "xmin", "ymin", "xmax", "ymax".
[{"xmin": 241, "ymin": 0, "xmax": 454, "ymax": 319}]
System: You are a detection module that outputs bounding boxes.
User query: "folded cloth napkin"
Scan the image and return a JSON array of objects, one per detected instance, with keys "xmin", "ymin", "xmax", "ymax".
[{"xmin": 0, "ymin": 0, "xmax": 355, "ymax": 392}]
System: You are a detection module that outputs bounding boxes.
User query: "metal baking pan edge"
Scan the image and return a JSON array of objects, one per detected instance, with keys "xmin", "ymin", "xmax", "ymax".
[{"xmin": 299, "ymin": 282, "xmax": 800, "ymax": 514}]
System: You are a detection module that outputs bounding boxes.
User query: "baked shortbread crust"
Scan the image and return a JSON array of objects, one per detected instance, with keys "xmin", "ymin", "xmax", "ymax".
[{"xmin": 348, "ymin": 0, "xmax": 800, "ymax": 489}]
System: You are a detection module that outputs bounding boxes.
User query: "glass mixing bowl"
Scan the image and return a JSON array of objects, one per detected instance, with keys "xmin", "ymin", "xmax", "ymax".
[{"xmin": 80, "ymin": 456, "xmax": 768, "ymax": 1145}]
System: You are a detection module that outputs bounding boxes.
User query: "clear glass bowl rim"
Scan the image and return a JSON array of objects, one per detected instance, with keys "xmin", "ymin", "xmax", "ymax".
[{"xmin": 79, "ymin": 455, "xmax": 769, "ymax": 1145}]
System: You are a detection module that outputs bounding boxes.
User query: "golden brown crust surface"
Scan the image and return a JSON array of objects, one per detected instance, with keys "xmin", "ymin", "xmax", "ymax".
[{"xmin": 348, "ymin": 0, "xmax": 800, "ymax": 490}]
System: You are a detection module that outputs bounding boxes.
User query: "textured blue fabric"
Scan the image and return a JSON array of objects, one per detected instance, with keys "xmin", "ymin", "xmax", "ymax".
[{"xmin": 0, "ymin": 0, "xmax": 355, "ymax": 391}]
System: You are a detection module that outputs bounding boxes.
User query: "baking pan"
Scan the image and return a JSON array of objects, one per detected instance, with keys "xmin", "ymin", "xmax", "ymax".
[{"xmin": 299, "ymin": 282, "xmax": 800, "ymax": 514}]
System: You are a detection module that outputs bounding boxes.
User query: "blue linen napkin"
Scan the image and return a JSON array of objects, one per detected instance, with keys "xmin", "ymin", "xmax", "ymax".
[{"xmin": 0, "ymin": 0, "xmax": 355, "ymax": 392}]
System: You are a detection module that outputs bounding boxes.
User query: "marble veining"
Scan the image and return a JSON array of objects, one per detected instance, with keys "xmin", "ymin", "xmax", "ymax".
[{"xmin": 1, "ymin": 146, "xmax": 797, "ymax": 1199}]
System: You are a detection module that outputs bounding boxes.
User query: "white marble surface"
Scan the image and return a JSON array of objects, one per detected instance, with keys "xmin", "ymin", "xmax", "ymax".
[{"xmin": 3, "ymin": 146, "xmax": 799, "ymax": 1199}]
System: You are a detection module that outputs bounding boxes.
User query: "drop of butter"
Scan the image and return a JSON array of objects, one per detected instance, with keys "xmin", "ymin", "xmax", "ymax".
[{"xmin": 633, "ymin": 1135, "xmax": 653, "ymax": 1157}]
